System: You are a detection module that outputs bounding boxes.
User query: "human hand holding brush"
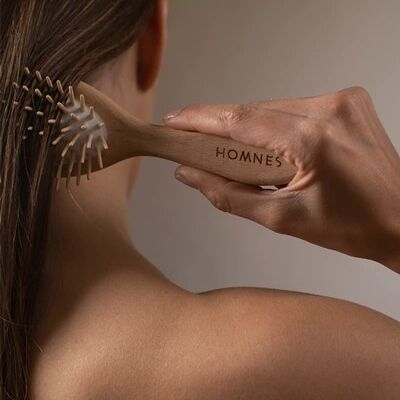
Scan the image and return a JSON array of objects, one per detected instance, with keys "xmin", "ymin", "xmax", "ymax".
[
  {"xmin": 165, "ymin": 87, "xmax": 400, "ymax": 273},
  {"xmin": 11, "ymin": 70, "xmax": 400, "ymax": 271}
]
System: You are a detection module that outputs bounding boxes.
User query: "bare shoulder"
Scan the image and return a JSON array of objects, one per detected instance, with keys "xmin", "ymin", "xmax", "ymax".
[
  {"xmin": 164, "ymin": 287, "xmax": 400, "ymax": 400},
  {"xmin": 31, "ymin": 284, "xmax": 400, "ymax": 400}
]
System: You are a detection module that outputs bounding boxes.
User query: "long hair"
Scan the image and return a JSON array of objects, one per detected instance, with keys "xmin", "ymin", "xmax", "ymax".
[{"xmin": 0, "ymin": 1, "xmax": 156, "ymax": 398}]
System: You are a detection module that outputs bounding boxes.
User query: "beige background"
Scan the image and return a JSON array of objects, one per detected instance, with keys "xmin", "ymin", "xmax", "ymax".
[{"xmin": 130, "ymin": 0, "xmax": 400, "ymax": 320}]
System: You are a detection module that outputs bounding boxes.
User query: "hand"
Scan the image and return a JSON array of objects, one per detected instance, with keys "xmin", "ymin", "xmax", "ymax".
[{"xmin": 164, "ymin": 87, "xmax": 400, "ymax": 272}]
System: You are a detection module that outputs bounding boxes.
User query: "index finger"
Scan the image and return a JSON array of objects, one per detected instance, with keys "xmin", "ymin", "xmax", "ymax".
[{"xmin": 163, "ymin": 103, "xmax": 313, "ymax": 158}]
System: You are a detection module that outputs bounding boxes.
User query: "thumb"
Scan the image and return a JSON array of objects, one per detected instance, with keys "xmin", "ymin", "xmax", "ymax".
[{"xmin": 175, "ymin": 165, "xmax": 300, "ymax": 232}]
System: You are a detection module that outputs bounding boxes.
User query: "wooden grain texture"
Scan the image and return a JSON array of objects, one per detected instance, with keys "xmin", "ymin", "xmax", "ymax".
[{"xmin": 75, "ymin": 82, "xmax": 297, "ymax": 185}]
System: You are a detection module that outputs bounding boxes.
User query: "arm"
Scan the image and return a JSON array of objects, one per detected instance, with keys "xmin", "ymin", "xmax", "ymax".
[{"xmin": 164, "ymin": 87, "xmax": 400, "ymax": 273}]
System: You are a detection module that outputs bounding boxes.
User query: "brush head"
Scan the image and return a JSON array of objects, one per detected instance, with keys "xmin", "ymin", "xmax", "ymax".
[{"xmin": 10, "ymin": 67, "xmax": 109, "ymax": 190}]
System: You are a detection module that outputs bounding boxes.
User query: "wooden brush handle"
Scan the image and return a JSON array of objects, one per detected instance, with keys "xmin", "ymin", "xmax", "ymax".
[
  {"xmin": 140, "ymin": 124, "xmax": 297, "ymax": 186},
  {"xmin": 76, "ymin": 82, "xmax": 296, "ymax": 185}
]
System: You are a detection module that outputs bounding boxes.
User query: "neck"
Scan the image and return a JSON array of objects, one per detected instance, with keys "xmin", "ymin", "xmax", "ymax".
[
  {"xmin": 45, "ymin": 160, "xmax": 136, "ymax": 272},
  {"xmin": 40, "ymin": 50, "xmax": 172, "ymax": 313},
  {"xmin": 42, "ymin": 160, "xmax": 171, "ymax": 311},
  {"xmin": 45, "ymin": 51, "xmax": 152, "ymax": 282}
]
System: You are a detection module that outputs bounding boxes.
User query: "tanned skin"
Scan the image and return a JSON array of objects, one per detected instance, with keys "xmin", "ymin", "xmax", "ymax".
[{"xmin": 31, "ymin": 1, "xmax": 400, "ymax": 398}]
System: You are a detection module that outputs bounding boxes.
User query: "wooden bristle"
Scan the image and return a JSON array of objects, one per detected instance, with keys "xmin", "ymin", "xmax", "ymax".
[
  {"xmin": 12, "ymin": 82, "xmax": 19, "ymax": 89},
  {"xmin": 86, "ymin": 133, "xmax": 93, "ymax": 149},
  {"xmin": 80, "ymin": 94, "xmax": 85, "ymax": 112},
  {"xmin": 22, "ymin": 85, "xmax": 29, "ymax": 92},
  {"xmin": 97, "ymin": 122, "xmax": 105, "ymax": 129},
  {"xmin": 68, "ymin": 153, "xmax": 75, "ymax": 173},
  {"xmin": 61, "ymin": 126, "xmax": 72, "ymax": 134},
  {"xmin": 38, "ymin": 131, "xmax": 44, "ymax": 136},
  {"xmin": 45, "ymin": 76, "xmax": 53, "ymax": 88},
  {"xmin": 46, "ymin": 95, "xmax": 54, "ymax": 104},
  {"xmin": 48, "ymin": 119, "xmax": 56, "ymax": 125},
  {"xmin": 57, "ymin": 102, "xmax": 69, "ymax": 114},
  {"xmin": 35, "ymin": 71, "xmax": 43, "ymax": 81},
  {"xmin": 27, "ymin": 126, "xmax": 33, "ymax": 131},
  {"xmin": 34, "ymin": 88, "xmax": 43, "ymax": 97},
  {"xmin": 70, "ymin": 113, "xmax": 80, "ymax": 121},
  {"xmin": 89, "ymin": 106, "xmax": 94, "ymax": 119},
  {"xmin": 56, "ymin": 80, "xmax": 64, "ymax": 95},
  {"xmin": 61, "ymin": 142, "xmax": 70, "ymax": 158},
  {"xmin": 80, "ymin": 125, "xmax": 87, "ymax": 130},
  {"xmin": 52, "ymin": 134, "xmax": 66, "ymax": 145},
  {"xmin": 96, "ymin": 144, "xmax": 103, "ymax": 169},
  {"xmin": 68, "ymin": 86, "xmax": 75, "ymax": 103},
  {"xmin": 24, "ymin": 106, "xmax": 33, "ymax": 112},
  {"xmin": 80, "ymin": 143, "xmax": 87, "ymax": 164},
  {"xmin": 24, "ymin": 67, "xmax": 31, "ymax": 75},
  {"xmin": 36, "ymin": 111, "xmax": 44, "ymax": 117},
  {"xmin": 100, "ymin": 135, "xmax": 109, "ymax": 150},
  {"xmin": 69, "ymin": 132, "xmax": 81, "ymax": 147}
]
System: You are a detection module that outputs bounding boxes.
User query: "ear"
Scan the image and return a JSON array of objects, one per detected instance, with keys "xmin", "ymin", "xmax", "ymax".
[{"xmin": 136, "ymin": 0, "xmax": 168, "ymax": 92}]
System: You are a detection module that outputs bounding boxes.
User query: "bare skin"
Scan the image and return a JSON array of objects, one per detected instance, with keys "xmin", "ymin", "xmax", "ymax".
[
  {"xmin": 31, "ymin": 1, "xmax": 400, "ymax": 399},
  {"xmin": 165, "ymin": 89, "xmax": 400, "ymax": 273}
]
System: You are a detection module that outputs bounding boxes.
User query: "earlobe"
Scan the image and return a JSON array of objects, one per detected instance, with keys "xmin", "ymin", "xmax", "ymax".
[{"xmin": 136, "ymin": 0, "xmax": 167, "ymax": 92}]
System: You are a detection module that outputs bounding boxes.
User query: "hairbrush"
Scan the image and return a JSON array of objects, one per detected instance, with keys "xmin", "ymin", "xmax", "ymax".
[{"xmin": 10, "ymin": 67, "xmax": 297, "ymax": 190}]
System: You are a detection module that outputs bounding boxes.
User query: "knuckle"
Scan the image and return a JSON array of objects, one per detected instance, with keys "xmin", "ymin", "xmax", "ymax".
[
  {"xmin": 218, "ymin": 104, "xmax": 251, "ymax": 129},
  {"xmin": 267, "ymin": 193, "xmax": 302, "ymax": 234},
  {"xmin": 267, "ymin": 203, "xmax": 291, "ymax": 233},
  {"xmin": 205, "ymin": 189, "xmax": 232, "ymax": 213},
  {"xmin": 326, "ymin": 86, "xmax": 372, "ymax": 122},
  {"xmin": 346, "ymin": 86, "xmax": 372, "ymax": 102}
]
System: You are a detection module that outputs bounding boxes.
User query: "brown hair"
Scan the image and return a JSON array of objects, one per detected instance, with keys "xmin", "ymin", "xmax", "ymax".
[{"xmin": 0, "ymin": 1, "xmax": 156, "ymax": 398}]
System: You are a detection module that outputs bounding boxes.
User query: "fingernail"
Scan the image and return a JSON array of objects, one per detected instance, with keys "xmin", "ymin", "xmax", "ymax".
[{"xmin": 163, "ymin": 108, "xmax": 182, "ymax": 121}]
